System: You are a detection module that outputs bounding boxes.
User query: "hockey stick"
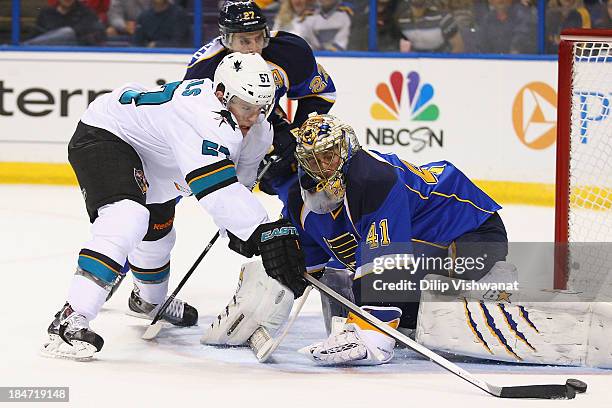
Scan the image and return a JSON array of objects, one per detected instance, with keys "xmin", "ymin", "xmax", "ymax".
[
  {"xmin": 106, "ymin": 262, "xmax": 129, "ymax": 301},
  {"xmin": 142, "ymin": 157, "xmax": 279, "ymax": 340},
  {"xmin": 248, "ymin": 285, "xmax": 313, "ymax": 362},
  {"xmin": 304, "ymin": 274, "xmax": 587, "ymax": 400},
  {"xmin": 142, "ymin": 231, "xmax": 220, "ymax": 340}
]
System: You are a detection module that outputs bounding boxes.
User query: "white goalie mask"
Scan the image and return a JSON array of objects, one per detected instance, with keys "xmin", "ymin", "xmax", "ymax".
[
  {"xmin": 295, "ymin": 114, "xmax": 361, "ymax": 213},
  {"xmin": 213, "ymin": 52, "xmax": 275, "ymax": 119}
]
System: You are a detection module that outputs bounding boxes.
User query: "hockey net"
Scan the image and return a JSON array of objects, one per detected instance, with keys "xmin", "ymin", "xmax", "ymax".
[{"xmin": 555, "ymin": 29, "xmax": 612, "ymax": 300}]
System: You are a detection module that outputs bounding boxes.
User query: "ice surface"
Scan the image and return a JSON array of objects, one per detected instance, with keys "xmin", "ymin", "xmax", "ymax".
[{"xmin": 0, "ymin": 185, "xmax": 609, "ymax": 407}]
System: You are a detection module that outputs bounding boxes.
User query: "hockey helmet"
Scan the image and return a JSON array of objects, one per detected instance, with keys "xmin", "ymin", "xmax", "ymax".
[
  {"xmin": 219, "ymin": 1, "xmax": 270, "ymax": 49},
  {"xmin": 213, "ymin": 52, "xmax": 275, "ymax": 119},
  {"xmin": 295, "ymin": 114, "xmax": 361, "ymax": 202}
]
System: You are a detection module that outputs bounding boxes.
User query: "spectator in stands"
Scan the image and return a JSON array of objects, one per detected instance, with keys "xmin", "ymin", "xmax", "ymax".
[
  {"xmin": 106, "ymin": 0, "xmax": 151, "ymax": 40},
  {"xmin": 346, "ymin": 0, "xmax": 389, "ymax": 50},
  {"xmin": 392, "ymin": 0, "xmax": 464, "ymax": 53},
  {"xmin": 593, "ymin": 0, "xmax": 612, "ymax": 28},
  {"xmin": 447, "ymin": 0, "xmax": 478, "ymax": 52},
  {"xmin": 132, "ymin": 0, "xmax": 190, "ymax": 47},
  {"xmin": 26, "ymin": 0, "xmax": 106, "ymax": 45},
  {"xmin": 377, "ymin": 0, "xmax": 401, "ymax": 51},
  {"xmin": 273, "ymin": 0, "xmax": 315, "ymax": 34},
  {"xmin": 546, "ymin": 0, "xmax": 591, "ymax": 53},
  {"xmin": 295, "ymin": 0, "xmax": 353, "ymax": 51},
  {"xmin": 48, "ymin": 0, "xmax": 110, "ymax": 23},
  {"xmin": 475, "ymin": 0, "xmax": 536, "ymax": 53}
]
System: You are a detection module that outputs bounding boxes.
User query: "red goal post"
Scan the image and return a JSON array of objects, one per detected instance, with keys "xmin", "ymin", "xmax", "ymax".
[{"xmin": 555, "ymin": 29, "xmax": 612, "ymax": 293}]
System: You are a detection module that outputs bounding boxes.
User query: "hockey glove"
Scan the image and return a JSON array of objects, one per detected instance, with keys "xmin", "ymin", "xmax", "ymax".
[
  {"xmin": 227, "ymin": 230, "xmax": 258, "ymax": 258},
  {"xmin": 250, "ymin": 219, "xmax": 308, "ymax": 298}
]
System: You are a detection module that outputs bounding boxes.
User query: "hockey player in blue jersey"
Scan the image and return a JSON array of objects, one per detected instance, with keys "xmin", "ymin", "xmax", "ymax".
[
  {"xmin": 285, "ymin": 114, "xmax": 508, "ymax": 365},
  {"xmin": 184, "ymin": 1, "xmax": 336, "ymax": 203}
]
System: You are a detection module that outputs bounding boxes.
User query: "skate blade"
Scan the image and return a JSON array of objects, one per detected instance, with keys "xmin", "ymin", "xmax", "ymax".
[
  {"xmin": 126, "ymin": 310, "xmax": 153, "ymax": 320},
  {"xmin": 40, "ymin": 335, "xmax": 97, "ymax": 361}
]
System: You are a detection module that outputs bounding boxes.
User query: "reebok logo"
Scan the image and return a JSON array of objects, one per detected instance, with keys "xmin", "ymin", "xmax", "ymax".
[{"xmin": 152, "ymin": 217, "xmax": 174, "ymax": 231}]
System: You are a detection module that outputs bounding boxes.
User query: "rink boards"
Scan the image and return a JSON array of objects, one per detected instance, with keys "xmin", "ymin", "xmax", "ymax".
[{"xmin": 0, "ymin": 51, "xmax": 566, "ymax": 205}]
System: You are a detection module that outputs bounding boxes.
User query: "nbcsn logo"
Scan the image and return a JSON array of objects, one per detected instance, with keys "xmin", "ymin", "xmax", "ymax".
[{"xmin": 367, "ymin": 71, "xmax": 443, "ymax": 152}]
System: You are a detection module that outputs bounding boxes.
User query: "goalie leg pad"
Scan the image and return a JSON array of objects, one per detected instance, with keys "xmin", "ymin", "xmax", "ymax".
[
  {"xmin": 416, "ymin": 264, "xmax": 612, "ymax": 368},
  {"xmin": 201, "ymin": 260, "xmax": 294, "ymax": 346},
  {"xmin": 299, "ymin": 306, "xmax": 401, "ymax": 365}
]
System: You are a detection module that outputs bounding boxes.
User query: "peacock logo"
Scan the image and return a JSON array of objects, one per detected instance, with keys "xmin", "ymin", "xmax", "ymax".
[{"xmin": 370, "ymin": 71, "xmax": 440, "ymax": 121}]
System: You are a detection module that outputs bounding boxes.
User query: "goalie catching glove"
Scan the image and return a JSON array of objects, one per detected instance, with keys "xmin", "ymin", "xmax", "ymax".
[
  {"xmin": 299, "ymin": 306, "xmax": 401, "ymax": 365},
  {"xmin": 228, "ymin": 218, "xmax": 308, "ymax": 298}
]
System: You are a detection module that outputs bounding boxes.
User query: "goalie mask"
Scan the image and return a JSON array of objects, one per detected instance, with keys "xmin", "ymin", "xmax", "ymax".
[
  {"xmin": 295, "ymin": 114, "xmax": 361, "ymax": 213},
  {"xmin": 214, "ymin": 52, "xmax": 275, "ymax": 119}
]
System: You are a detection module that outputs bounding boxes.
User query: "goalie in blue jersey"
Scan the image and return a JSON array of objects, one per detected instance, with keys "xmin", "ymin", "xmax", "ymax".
[{"xmin": 284, "ymin": 114, "xmax": 509, "ymax": 365}]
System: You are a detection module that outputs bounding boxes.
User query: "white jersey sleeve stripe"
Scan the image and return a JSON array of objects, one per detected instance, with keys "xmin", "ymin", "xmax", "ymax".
[{"xmin": 185, "ymin": 159, "xmax": 238, "ymax": 200}]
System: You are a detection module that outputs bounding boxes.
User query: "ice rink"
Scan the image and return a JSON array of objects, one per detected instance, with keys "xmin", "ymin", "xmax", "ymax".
[{"xmin": 1, "ymin": 184, "xmax": 610, "ymax": 407}]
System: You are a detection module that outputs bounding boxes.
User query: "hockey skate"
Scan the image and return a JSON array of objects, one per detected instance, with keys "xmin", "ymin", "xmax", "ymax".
[
  {"xmin": 128, "ymin": 286, "xmax": 198, "ymax": 327},
  {"xmin": 41, "ymin": 303, "xmax": 104, "ymax": 361}
]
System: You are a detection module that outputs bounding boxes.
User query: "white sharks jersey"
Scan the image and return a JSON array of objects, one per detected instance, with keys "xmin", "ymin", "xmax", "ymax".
[{"xmin": 80, "ymin": 78, "xmax": 273, "ymax": 240}]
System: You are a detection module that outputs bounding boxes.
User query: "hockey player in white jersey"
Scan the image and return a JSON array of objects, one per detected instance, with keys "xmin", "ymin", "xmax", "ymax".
[{"xmin": 42, "ymin": 52, "xmax": 308, "ymax": 360}]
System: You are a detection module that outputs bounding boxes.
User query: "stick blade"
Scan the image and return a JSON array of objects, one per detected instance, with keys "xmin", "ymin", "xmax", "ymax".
[
  {"xmin": 255, "ymin": 339, "xmax": 276, "ymax": 362},
  {"xmin": 248, "ymin": 326, "xmax": 275, "ymax": 362},
  {"xmin": 499, "ymin": 384, "xmax": 576, "ymax": 400},
  {"xmin": 141, "ymin": 322, "xmax": 163, "ymax": 340}
]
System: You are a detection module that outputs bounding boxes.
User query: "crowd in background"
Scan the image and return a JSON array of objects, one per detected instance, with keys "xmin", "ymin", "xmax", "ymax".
[{"xmin": 1, "ymin": 0, "xmax": 611, "ymax": 52}]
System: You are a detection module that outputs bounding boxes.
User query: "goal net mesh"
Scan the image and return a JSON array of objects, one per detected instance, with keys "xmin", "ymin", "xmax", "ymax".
[{"xmin": 565, "ymin": 40, "xmax": 612, "ymax": 300}]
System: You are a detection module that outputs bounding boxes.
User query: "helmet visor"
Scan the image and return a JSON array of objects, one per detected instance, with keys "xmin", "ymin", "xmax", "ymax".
[
  {"xmin": 228, "ymin": 96, "xmax": 274, "ymax": 122},
  {"xmin": 222, "ymin": 28, "xmax": 270, "ymax": 50}
]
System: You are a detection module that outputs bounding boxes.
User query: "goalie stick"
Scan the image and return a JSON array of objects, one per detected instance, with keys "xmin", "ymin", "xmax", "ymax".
[
  {"xmin": 142, "ymin": 156, "xmax": 279, "ymax": 340},
  {"xmin": 304, "ymin": 274, "xmax": 587, "ymax": 400},
  {"xmin": 248, "ymin": 285, "xmax": 313, "ymax": 362}
]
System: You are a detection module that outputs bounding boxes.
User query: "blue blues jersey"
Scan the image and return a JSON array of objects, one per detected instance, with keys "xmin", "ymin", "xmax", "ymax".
[
  {"xmin": 184, "ymin": 31, "xmax": 336, "ymax": 126},
  {"xmin": 283, "ymin": 149, "xmax": 501, "ymax": 278}
]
